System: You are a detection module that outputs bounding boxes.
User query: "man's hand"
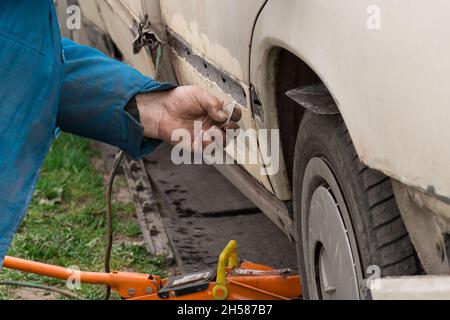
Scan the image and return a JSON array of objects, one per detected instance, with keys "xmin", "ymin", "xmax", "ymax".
[{"xmin": 136, "ymin": 86, "xmax": 241, "ymax": 148}]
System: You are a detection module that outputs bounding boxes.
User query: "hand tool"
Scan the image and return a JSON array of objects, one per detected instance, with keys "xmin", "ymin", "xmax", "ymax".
[{"xmin": 2, "ymin": 240, "xmax": 301, "ymax": 300}]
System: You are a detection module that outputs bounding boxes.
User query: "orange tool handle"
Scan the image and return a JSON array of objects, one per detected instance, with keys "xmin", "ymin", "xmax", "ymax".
[
  {"xmin": 2, "ymin": 256, "xmax": 160, "ymax": 299},
  {"xmin": 4, "ymin": 256, "xmax": 111, "ymax": 284}
]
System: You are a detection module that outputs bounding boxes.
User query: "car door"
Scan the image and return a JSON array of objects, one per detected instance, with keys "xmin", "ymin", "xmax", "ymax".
[
  {"xmin": 82, "ymin": 0, "xmax": 156, "ymax": 76},
  {"xmin": 120, "ymin": 0, "xmax": 145, "ymax": 18},
  {"xmin": 160, "ymin": 0, "xmax": 273, "ymax": 191}
]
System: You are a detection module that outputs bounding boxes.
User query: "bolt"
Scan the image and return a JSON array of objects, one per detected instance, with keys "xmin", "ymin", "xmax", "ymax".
[
  {"xmin": 145, "ymin": 287, "xmax": 153, "ymax": 295},
  {"xmin": 128, "ymin": 288, "xmax": 136, "ymax": 297}
]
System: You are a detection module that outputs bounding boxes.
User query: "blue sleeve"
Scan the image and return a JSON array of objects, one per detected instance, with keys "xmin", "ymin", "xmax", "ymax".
[{"xmin": 57, "ymin": 38, "xmax": 176, "ymax": 159}]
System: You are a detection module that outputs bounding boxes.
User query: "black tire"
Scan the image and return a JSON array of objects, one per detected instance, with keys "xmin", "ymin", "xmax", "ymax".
[{"xmin": 293, "ymin": 112, "xmax": 420, "ymax": 300}]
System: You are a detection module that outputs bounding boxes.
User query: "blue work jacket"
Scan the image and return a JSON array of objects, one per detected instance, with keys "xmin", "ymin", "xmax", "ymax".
[{"xmin": 0, "ymin": 0, "xmax": 174, "ymax": 265}]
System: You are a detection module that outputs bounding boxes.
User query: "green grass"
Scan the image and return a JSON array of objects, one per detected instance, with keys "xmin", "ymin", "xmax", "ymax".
[{"xmin": 0, "ymin": 134, "xmax": 164, "ymax": 300}]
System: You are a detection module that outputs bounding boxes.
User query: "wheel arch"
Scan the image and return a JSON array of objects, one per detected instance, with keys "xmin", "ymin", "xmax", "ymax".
[
  {"xmin": 250, "ymin": 40, "xmax": 347, "ymax": 200},
  {"xmin": 251, "ymin": 0, "xmax": 450, "ymax": 205}
]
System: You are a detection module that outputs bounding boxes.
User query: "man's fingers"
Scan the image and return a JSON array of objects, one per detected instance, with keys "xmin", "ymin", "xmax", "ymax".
[
  {"xmin": 194, "ymin": 87, "xmax": 243, "ymax": 126},
  {"xmin": 207, "ymin": 103, "xmax": 228, "ymax": 123},
  {"xmin": 196, "ymin": 89, "xmax": 227, "ymax": 123}
]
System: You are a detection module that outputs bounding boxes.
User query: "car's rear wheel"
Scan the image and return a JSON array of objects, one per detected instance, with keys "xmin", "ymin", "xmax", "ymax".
[{"xmin": 293, "ymin": 112, "xmax": 420, "ymax": 300}]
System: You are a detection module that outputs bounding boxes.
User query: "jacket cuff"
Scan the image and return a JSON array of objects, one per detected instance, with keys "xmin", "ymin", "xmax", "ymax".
[{"xmin": 123, "ymin": 80, "xmax": 176, "ymax": 160}]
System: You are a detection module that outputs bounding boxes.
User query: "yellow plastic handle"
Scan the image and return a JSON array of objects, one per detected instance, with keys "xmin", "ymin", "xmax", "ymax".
[{"xmin": 213, "ymin": 240, "xmax": 239, "ymax": 300}]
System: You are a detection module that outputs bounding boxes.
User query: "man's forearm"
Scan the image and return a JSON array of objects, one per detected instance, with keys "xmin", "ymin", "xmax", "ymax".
[{"xmin": 57, "ymin": 38, "xmax": 175, "ymax": 159}]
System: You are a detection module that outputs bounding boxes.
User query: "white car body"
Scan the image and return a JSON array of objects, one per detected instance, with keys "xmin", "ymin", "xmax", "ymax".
[{"xmin": 67, "ymin": 0, "xmax": 450, "ymax": 297}]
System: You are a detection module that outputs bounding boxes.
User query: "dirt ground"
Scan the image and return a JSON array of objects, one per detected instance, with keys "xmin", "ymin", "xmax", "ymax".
[{"xmin": 11, "ymin": 288, "xmax": 60, "ymax": 301}]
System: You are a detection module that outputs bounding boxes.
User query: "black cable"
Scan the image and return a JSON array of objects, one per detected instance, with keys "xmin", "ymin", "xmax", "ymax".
[
  {"xmin": 103, "ymin": 44, "xmax": 164, "ymax": 300},
  {"xmin": 104, "ymin": 150, "xmax": 125, "ymax": 300}
]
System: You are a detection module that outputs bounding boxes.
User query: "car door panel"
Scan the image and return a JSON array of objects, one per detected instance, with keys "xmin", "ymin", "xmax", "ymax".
[
  {"xmin": 160, "ymin": 0, "xmax": 274, "ymax": 191},
  {"xmin": 160, "ymin": 0, "xmax": 267, "ymax": 83}
]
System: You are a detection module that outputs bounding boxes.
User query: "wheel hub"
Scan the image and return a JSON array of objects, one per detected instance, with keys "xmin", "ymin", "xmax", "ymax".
[{"xmin": 302, "ymin": 158, "xmax": 361, "ymax": 300}]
